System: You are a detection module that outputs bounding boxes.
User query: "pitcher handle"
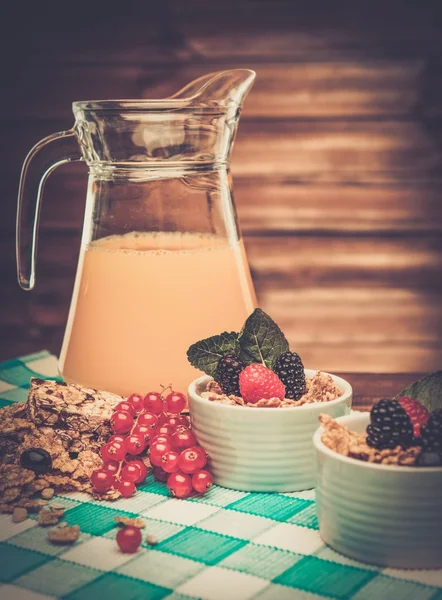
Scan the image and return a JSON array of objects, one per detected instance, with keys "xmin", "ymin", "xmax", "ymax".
[{"xmin": 16, "ymin": 129, "xmax": 82, "ymax": 290}]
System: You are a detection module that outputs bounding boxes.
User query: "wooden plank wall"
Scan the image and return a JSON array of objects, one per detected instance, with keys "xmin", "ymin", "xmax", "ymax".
[{"xmin": 2, "ymin": 0, "xmax": 442, "ymax": 372}]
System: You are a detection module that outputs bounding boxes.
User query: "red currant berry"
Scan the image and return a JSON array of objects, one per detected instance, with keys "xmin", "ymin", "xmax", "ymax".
[
  {"xmin": 157, "ymin": 412, "xmax": 168, "ymax": 425},
  {"xmin": 152, "ymin": 465, "xmax": 169, "ymax": 482},
  {"xmin": 143, "ymin": 392, "xmax": 164, "ymax": 415},
  {"xmin": 172, "ymin": 424, "xmax": 189, "ymax": 435},
  {"xmin": 121, "ymin": 462, "xmax": 142, "ymax": 482},
  {"xmin": 165, "ymin": 415, "xmax": 190, "ymax": 428},
  {"xmin": 127, "ymin": 394, "xmax": 144, "ymax": 414},
  {"xmin": 101, "ymin": 441, "xmax": 127, "ymax": 462},
  {"xmin": 117, "ymin": 479, "xmax": 136, "ymax": 498},
  {"xmin": 116, "ymin": 525, "xmax": 142, "ymax": 553},
  {"xmin": 132, "ymin": 424, "xmax": 152, "ymax": 444},
  {"xmin": 179, "ymin": 446, "xmax": 207, "ymax": 474},
  {"xmin": 171, "ymin": 428, "xmax": 197, "ymax": 451},
  {"xmin": 150, "ymin": 434, "xmax": 171, "ymax": 446},
  {"xmin": 167, "ymin": 470, "xmax": 193, "ymax": 498},
  {"xmin": 124, "ymin": 434, "xmax": 146, "ymax": 455},
  {"xmin": 137, "ymin": 412, "xmax": 158, "ymax": 430},
  {"xmin": 102, "ymin": 460, "xmax": 119, "ymax": 476},
  {"xmin": 91, "ymin": 469, "xmax": 114, "ymax": 493},
  {"xmin": 110, "ymin": 410, "xmax": 133, "ymax": 434},
  {"xmin": 192, "ymin": 469, "xmax": 213, "ymax": 493},
  {"xmin": 150, "ymin": 440, "xmax": 171, "ymax": 467},
  {"xmin": 127, "ymin": 459, "xmax": 147, "ymax": 483},
  {"xmin": 157, "ymin": 424, "xmax": 174, "ymax": 437},
  {"xmin": 108, "ymin": 434, "xmax": 126, "ymax": 445},
  {"xmin": 164, "ymin": 392, "xmax": 187, "ymax": 414},
  {"xmin": 100, "ymin": 443, "xmax": 110, "ymax": 461},
  {"xmin": 114, "ymin": 401, "xmax": 136, "ymax": 416},
  {"xmin": 161, "ymin": 450, "xmax": 180, "ymax": 473}
]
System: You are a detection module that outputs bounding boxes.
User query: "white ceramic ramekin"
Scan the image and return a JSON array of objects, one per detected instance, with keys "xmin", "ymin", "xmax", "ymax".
[
  {"xmin": 188, "ymin": 369, "xmax": 352, "ymax": 492},
  {"xmin": 314, "ymin": 412, "xmax": 442, "ymax": 569}
]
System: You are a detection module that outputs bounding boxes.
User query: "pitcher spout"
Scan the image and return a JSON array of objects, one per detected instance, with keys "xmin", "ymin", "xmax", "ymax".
[{"xmin": 170, "ymin": 69, "xmax": 256, "ymax": 110}]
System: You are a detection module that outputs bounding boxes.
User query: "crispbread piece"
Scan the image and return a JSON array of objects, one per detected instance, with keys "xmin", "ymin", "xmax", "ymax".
[
  {"xmin": 27, "ymin": 378, "xmax": 122, "ymax": 432},
  {"xmin": 0, "ymin": 379, "xmax": 124, "ymax": 509}
]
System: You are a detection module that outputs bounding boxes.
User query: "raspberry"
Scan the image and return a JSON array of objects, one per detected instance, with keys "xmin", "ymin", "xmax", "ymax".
[
  {"xmin": 215, "ymin": 354, "xmax": 246, "ymax": 395},
  {"xmin": 420, "ymin": 408, "xmax": 442, "ymax": 453},
  {"xmin": 239, "ymin": 363, "xmax": 286, "ymax": 404},
  {"xmin": 273, "ymin": 351, "xmax": 306, "ymax": 400},
  {"xmin": 366, "ymin": 399, "xmax": 415, "ymax": 450},
  {"xmin": 396, "ymin": 396, "xmax": 430, "ymax": 438}
]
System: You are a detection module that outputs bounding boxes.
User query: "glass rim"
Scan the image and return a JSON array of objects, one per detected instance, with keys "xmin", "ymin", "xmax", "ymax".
[{"xmin": 72, "ymin": 99, "xmax": 239, "ymax": 112}]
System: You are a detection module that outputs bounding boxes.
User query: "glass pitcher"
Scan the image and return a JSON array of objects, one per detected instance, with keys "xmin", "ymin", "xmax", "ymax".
[{"xmin": 17, "ymin": 69, "xmax": 257, "ymax": 396}]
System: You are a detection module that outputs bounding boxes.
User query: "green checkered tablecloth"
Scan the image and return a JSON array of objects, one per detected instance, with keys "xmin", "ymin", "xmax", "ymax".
[{"xmin": 1, "ymin": 352, "xmax": 442, "ymax": 600}]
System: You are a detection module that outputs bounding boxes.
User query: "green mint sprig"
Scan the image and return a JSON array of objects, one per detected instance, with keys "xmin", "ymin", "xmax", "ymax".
[
  {"xmin": 238, "ymin": 308, "xmax": 289, "ymax": 370},
  {"xmin": 186, "ymin": 308, "xmax": 289, "ymax": 376},
  {"xmin": 187, "ymin": 331, "xmax": 240, "ymax": 378},
  {"xmin": 395, "ymin": 371, "xmax": 442, "ymax": 413}
]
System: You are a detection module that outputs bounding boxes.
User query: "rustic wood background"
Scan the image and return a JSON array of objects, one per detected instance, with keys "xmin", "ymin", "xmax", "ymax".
[{"xmin": 2, "ymin": 0, "xmax": 442, "ymax": 372}]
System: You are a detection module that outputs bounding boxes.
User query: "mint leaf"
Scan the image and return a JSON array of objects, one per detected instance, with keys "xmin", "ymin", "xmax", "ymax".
[
  {"xmin": 187, "ymin": 332, "xmax": 239, "ymax": 378},
  {"xmin": 238, "ymin": 308, "xmax": 289, "ymax": 369},
  {"xmin": 395, "ymin": 370, "xmax": 442, "ymax": 413}
]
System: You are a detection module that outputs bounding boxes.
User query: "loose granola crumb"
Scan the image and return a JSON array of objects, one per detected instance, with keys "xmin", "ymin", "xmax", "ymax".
[
  {"xmin": 12, "ymin": 507, "xmax": 28, "ymax": 523},
  {"xmin": 206, "ymin": 380, "xmax": 223, "ymax": 394},
  {"xmin": 58, "ymin": 522, "xmax": 67, "ymax": 528},
  {"xmin": 38, "ymin": 508, "xmax": 61, "ymax": 526},
  {"xmin": 49, "ymin": 502, "xmax": 65, "ymax": 510},
  {"xmin": 41, "ymin": 488, "xmax": 55, "ymax": 500},
  {"xmin": 48, "ymin": 525, "xmax": 80, "ymax": 544},
  {"xmin": 115, "ymin": 516, "xmax": 145, "ymax": 529},
  {"xmin": 49, "ymin": 506, "xmax": 65, "ymax": 519},
  {"xmin": 146, "ymin": 534, "xmax": 158, "ymax": 546},
  {"xmin": 16, "ymin": 499, "xmax": 48, "ymax": 512},
  {"xmin": 320, "ymin": 414, "xmax": 421, "ymax": 466}
]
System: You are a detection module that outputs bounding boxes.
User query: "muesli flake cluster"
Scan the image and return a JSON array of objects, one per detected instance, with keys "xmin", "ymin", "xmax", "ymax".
[{"xmin": 0, "ymin": 378, "xmax": 123, "ymax": 511}]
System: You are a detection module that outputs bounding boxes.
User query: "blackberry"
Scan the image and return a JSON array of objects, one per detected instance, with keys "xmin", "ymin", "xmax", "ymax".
[
  {"xmin": 273, "ymin": 351, "xmax": 306, "ymax": 400},
  {"xmin": 366, "ymin": 399, "xmax": 415, "ymax": 450},
  {"xmin": 20, "ymin": 448, "xmax": 52, "ymax": 475},
  {"xmin": 215, "ymin": 354, "xmax": 245, "ymax": 395},
  {"xmin": 420, "ymin": 408, "xmax": 442, "ymax": 453},
  {"xmin": 416, "ymin": 451, "xmax": 442, "ymax": 467}
]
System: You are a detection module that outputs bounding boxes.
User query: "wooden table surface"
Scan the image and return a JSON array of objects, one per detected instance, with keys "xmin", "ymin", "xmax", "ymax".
[{"xmin": 339, "ymin": 372, "xmax": 421, "ymax": 412}]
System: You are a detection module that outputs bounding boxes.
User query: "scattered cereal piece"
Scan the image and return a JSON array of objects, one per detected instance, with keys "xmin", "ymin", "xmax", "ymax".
[
  {"xmin": 115, "ymin": 516, "xmax": 145, "ymax": 529},
  {"xmin": 58, "ymin": 522, "xmax": 67, "ymax": 528},
  {"xmin": 48, "ymin": 525, "xmax": 80, "ymax": 544},
  {"xmin": 41, "ymin": 488, "xmax": 54, "ymax": 500},
  {"xmin": 49, "ymin": 502, "xmax": 65, "ymax": 510},
  {"xmin": 49, "ymin": 506, "xmax": 65, "ymax": 520},
  {"xmin": 146, "ymin": 534, "xmax": 158, "ymax": 546},
  {"xmin": 38, "ymin": 508, "xmax": 60, "ymax": 526},
  {"xmin": 2, "ymin": 487, "xmax": 21, "ymax": 503},
  {"xmin": 12, "ymin": 507, "xmax": 28, "ymax": 523}
]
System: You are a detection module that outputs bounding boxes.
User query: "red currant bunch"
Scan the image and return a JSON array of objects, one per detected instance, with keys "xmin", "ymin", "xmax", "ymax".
[{"xmin": 90, "ymin": 386, "xmax": 213, "ymax": 502}]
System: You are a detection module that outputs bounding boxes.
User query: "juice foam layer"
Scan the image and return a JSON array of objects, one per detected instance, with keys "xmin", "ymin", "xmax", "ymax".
[{"xmin": 91, "ymin": 231, "xmax": 232, "ymax": 255}]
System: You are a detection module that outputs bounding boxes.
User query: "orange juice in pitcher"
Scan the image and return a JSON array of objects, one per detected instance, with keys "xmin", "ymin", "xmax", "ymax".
[{"xmin": 17, "ymin": 70, "xmax": 257, "ymax": 395}]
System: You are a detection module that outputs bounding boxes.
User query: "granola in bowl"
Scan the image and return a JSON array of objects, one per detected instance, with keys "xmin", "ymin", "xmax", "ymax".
[
  {"xmin": 187, "ymin": 309, "xmax": 344, "ymax": 408},
  {"xmin": 319, "ymin": 373, "xmax": 442, "ymax": 468},
  {"xmin": 320, "ymin": 414, "xmax": 422, "ymax": 466},
  {"xmin": 202, "ymin": 371, "xmax": 342, "ymax": 408}
]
